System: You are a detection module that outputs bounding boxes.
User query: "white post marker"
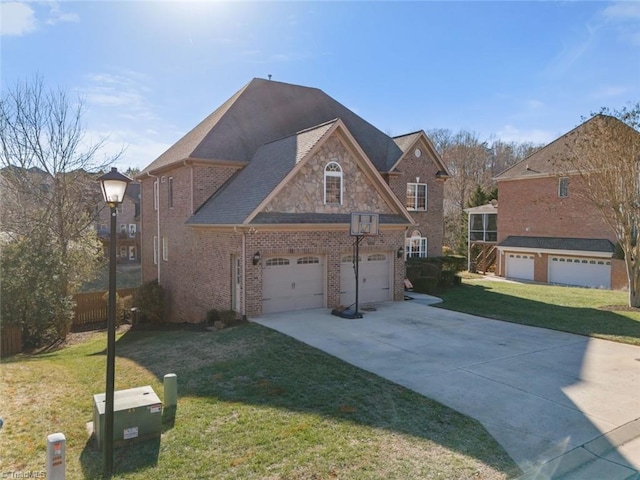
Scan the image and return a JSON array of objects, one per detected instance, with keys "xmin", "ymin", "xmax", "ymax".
[
  {"xmin": 46, "ymin": 432, "xmax": 66, "ymax": 480},
  {"xmin": 164, "ymin": 373, "xmax": 178, "ymax": 408}
]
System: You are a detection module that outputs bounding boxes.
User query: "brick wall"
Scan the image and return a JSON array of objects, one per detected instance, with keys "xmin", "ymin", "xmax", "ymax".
[
  {"xmin": 497, "ymin": 176, "xmax": 617, "ymax": 243},
  {"xmin": 386, "ymin": 138, "xmax": 446, "ymax": 257},
  {"xmin": 244, "ymin": 228, "xmax": 406, "ymax": 317}
]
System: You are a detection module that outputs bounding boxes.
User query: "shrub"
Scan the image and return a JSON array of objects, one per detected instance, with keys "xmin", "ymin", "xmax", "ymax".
[
  {"xmin": 206, "ymin": 309, "xmax": 220, "ymax": 325},
  {"xmin": 133, "ymin": 280, "xmax": 165, "ymax": 324}
]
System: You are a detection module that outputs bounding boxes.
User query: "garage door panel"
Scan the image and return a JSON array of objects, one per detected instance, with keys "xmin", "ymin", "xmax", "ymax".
[
  {"xmin": 506, "ymin": 254, "xmax": 534, "ymax": 281},
  {"xmin": 263, "ymin": 256, "xmax": 324, "ymax": 314},
  {"xmin": 340, "ymin": 252, "xmax": 391, "ymax": 306},
  {"xmin": 548, "ymin": 256, "xmax": 610, "ymax": 288}
]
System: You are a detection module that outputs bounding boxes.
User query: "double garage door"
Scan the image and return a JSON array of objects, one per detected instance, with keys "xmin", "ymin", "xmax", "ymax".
[
  {"xmin": 262, "ymin": 252, "xmax": 392, "ymax": 314},
  {"xmin": 548, "ymin": 256, "xmax": 611, "ymax": 288}
]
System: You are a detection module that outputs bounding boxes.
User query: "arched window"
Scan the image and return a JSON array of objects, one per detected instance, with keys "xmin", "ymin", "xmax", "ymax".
[
  {"xmin": 324, "ymin": 161, "xmax": 342, "ymax": 205},
  {"xmin": 405, "ymin": 229, "xmax": 427, "ymax": 258}
]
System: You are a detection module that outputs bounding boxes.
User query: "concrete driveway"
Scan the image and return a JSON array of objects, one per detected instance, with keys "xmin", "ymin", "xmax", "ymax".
[{"xmin": 254, "ymin": 295, "xmax": 640, "ymax": 479}]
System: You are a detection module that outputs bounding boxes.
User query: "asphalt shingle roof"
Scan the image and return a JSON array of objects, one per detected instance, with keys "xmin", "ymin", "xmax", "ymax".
[
  {"xmin": 187, "ymin": 121, "xmax": 336, "ymax": 225},
  {"xmin": 497, "ymin": 236, "xmax": 615, "ymax": 253},
  {"xmin": 141, "ymin": 78, "xmax": 404, "ymax": 175}
]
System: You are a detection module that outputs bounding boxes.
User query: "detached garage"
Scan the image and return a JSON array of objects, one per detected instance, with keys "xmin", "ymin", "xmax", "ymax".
[{"xmin": 497, "ymin": 236, "xmax": 616, "ymax": 289}]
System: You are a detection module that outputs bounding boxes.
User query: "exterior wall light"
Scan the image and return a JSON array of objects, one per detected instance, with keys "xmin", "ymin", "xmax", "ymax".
[
  {"xmin": 397, "ymin": 246, "xmax": 405, "ymax": 259},
  {"xmin": 253, "ymin": 251, "xmax": 261, "ymax": 265}
]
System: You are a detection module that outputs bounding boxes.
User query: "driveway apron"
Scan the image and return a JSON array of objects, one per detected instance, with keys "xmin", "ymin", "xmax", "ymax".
[{"xmin": 253, "ymin": 296, "xmax": 640, "ymax": 479}]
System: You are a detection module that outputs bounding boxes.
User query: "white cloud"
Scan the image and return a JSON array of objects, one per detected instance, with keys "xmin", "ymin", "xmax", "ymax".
[
  {"xmin": 81, "ymin": 71, "xmax": 159, "ymax": 122},
  {"xmin": 0, "ymin": 1, "xmax": 78, "ymax": 36},
  {"xmin": 603, "ymin": 2, "xmax": 640, "ymax": 20},
  {"xmin": 496, "ymin": 125, "xmax": 554, "ymax": 145},
  {"xmin": 591, "ymin": 85, "xmax": 630, "ymax": 99},
  {"xmin": 0, "ymin": 2, "xmax": 36, "ymax": 36}
]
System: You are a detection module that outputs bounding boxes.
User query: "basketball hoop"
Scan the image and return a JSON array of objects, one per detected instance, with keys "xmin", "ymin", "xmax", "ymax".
[{"xmin": 350, "ymin": 212, "xmax": 379, "ymax": 237}]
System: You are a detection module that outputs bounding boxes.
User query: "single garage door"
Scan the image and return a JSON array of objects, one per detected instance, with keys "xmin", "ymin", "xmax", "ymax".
[
  {"xmin": 548, "ymin": 256, "xmax": 611, "ymax": 288},
  {"xmin": 340, "ymin": 252, "xmax": 391, "ymax": 306},
  {"xmin": 506, "ymin": 253, "xmax": 534, "ymax": 281},
  {"xmin": 262, "ymin": 255, "xmax": 324, "ymax": 314}
]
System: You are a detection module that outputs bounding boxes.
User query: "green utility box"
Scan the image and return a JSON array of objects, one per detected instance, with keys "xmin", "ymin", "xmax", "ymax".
[{"xmin": 93, "ymin": 385, "xmax": 162, "ymax": 449}]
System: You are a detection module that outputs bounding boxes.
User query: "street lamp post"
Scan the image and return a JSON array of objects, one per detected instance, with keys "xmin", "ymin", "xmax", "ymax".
[{"xmin": 97, "ymin": 167, "xmax": 131, "ymax": 477}]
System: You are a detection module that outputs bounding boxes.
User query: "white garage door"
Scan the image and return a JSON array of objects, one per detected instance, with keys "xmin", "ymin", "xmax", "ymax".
[
  {"xmin": 506, "ymin": 253, "xmax": 534, "ymax": 281},
  {"xmin": 340, "ymin": 252, "xmax": 391, "ymax": 306},
  {"xmin": 262, "ymin": 255, "xmax": 324, "ymax": 314},
  {"xmin": 548, "ymin": 256, "xmax": 611, "ymax": 288}
]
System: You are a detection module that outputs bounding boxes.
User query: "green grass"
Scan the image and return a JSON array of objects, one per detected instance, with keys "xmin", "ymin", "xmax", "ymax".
[
  {"xmin": 0, "ymin": 324, "xmax": 519, "ymax": 479},
  {"xmin": 436, "ymin": 278, "xmax": 640, "ymax": 345}
]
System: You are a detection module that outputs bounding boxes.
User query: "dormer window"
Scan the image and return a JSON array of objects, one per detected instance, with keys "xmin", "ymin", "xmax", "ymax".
[{"xmin": 324, "ymin": 161, "xmax": 343, "ymax": 205}]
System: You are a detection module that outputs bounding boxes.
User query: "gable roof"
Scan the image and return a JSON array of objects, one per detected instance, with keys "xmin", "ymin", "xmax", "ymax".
[
  {"xmin": 187, "ymin": 120, "xmax": 335, "ymax": 226},
  {"xmin": 141, "ymin": 78, "xmax": 404, "ymax": 175},
  {"xmin": 390, "ymin": 130, "xmax": 450, "ymax": 177},
  {"xmin": 493, "ymin": 115, "xmax": 631, "ymax": 181},
  {"xmin": 188, "ymin": 119, "xmax": 414, "ymax": 227}
]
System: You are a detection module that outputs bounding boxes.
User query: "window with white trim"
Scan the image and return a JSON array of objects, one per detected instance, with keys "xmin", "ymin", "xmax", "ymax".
[
  {"xmin": 153, "ymin": 180, "xmax": 159, "ymax": 210},
  {"xmin": 153, "ymin": 236, "xmax": 158, "ymax": 265},
  {"xmin": 405, "ymin": 229, "xmax": 428, "ymax": 258},
  {"xmin": 558, "ymin": 177, "xmax": 569, "ymax": 198},
  {"xmin": 324, "ymin": 161, "xmax": 343, "ymax": 204},
  {"xmin": 168, "ymin": 177, "xmax": 174, "ymax": 208},
  {"xmin": 162, "ymin": 237, "xmax": 168, "ymax": 261},
  {"xmin": 406, "ymin": 183, "xmax": 427, "ymax": 210}
]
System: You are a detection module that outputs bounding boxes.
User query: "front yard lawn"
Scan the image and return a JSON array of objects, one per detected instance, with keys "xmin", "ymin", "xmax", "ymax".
[
  {"xmin": 436, "ymin": 277, "xmax": 640, "ymax": 346},
  {"xmin": 0, "ymin": 323, "xmax": 518, "ymax": 479}
]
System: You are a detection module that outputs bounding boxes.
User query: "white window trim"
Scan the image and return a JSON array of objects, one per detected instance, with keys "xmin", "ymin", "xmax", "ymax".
[
  {"xmin": 406, "ymin": 183, "xmax": 427, "ymax": 211},
  {"xmin": 324, "ymin": 161, "xmax": 343, "ymax": 205},
  {"xmin": 153, "ymin": 180, "xmax": 159, "ymax": 211},
  {"xmin": 162, "ymin": 237, "xmax": 168, "ymax": 262},
  {"xmin": 558, "ymin": 177, "xmax": 569, "ymax": 198},
  {"xmin": 153, "ymin": 236, "xmax": 158, "ymax": 265},
  {"xmin": 168, "ymin": 176, "xmax": 174, "ymax": 208},
  {"xmin": 405, "ymin": 232, "xmax": 428, "ymax": 259}
]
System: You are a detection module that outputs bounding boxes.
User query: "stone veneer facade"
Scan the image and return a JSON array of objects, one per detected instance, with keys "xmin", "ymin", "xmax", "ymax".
[{"xmin": 265, "ymin": 134, "xmax": 394, "ymax": 215}]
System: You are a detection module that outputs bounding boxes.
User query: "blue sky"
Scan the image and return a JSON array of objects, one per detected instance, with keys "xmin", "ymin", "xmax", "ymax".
[{"xmin": 1, "ymin": 1, "xmax": 638, "ymax": 171}]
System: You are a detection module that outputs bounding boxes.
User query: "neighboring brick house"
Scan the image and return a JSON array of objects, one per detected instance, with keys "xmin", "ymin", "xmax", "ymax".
[
  {"xmin": 96, "ymin": 183, "xmax": 141, "ymax": 262},
  {"xmin": 138, "ymin": 78, "xmax": 449, "ymax": 321},
  {"xmin": 494, "ymin": 116, "xmax": 627, "ymax": 289}
]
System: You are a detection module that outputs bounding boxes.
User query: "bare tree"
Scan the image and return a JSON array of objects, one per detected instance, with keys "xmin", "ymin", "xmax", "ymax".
[
  {"xmin": 560, "ymin": 105, "xmax": 640, "ymax": 306},
  {"xmin": 0, "ymin": 75, "xmax": 122, "ymax": 342}
]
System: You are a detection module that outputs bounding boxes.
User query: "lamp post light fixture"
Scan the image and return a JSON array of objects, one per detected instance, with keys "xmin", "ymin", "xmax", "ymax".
[{"xmin": 97, "ymin": 167, "xmax": 132, "ymax": 477}]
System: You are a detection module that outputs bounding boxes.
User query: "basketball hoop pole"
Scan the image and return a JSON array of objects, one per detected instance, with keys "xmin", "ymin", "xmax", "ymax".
[{"xmin": 354, "ymin": 235, "xmax": 364, "ymax": 318}]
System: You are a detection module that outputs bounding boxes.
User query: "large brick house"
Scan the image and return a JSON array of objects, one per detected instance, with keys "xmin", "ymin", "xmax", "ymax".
[
  {"xmin": 494, "ymin": 115, "xmax": 628, "ymax": 289},
  {"xmin": 138, "ymin": 78, "xmax": 448, "ymax": 321}
]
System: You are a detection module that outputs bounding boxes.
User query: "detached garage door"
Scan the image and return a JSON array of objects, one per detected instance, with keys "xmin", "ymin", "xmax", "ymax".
[
  {"xmin": 505, "ymin": 253, "xmax": 534, "ymax": 281},
  {"xmin": 548, "ymin": 256, "xmax": 611, "ymax": 288},
  {"xmin": 340, "ymin": 252, "xmax": 391, "ymax": 306},
  {"xmin": 263, "ymin": 255, "xmax": 324, "ymax": 314}
]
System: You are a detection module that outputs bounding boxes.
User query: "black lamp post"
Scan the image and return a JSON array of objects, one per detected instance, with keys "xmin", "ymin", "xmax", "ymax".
[{"xmin": 97, "ymin": 167, "xmax": 131, "ymax": 477}]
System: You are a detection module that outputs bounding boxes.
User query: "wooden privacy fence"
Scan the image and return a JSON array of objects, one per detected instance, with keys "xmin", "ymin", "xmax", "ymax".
[
  {"xmin": 1, "ymin": 325, "xmax": 22, "ymax": 358},
  {"xmin": 73, "ymin": 287, "xmax": 138, "ymax": 327}
]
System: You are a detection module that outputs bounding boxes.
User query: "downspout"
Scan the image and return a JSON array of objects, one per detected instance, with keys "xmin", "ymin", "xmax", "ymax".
[
  {"xmin": 147, "ymin": 172, "xmax": 161, "ymax": 283},
  {"xmin": 242, "ymin": 231, "xmax": 246, "ymax": 316}
]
